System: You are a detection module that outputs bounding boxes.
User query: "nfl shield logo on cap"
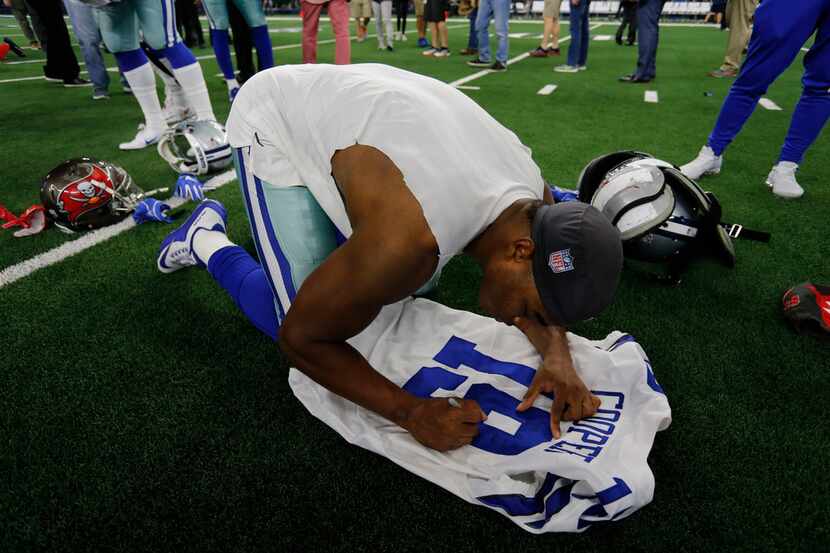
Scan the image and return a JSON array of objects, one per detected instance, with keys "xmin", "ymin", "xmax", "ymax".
[{"xmin": 548, "ymin": 248, "xmax": 574, "ymax": 274}]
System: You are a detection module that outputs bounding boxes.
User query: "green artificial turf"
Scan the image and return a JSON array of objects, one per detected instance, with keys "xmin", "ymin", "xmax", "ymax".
[{"xmin": 1, "ymin": 15, "xmax": 828, "ymax": 553}]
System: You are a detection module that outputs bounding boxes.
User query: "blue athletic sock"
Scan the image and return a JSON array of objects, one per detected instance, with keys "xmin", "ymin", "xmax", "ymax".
[
  {"xmin": 113, "ymin": 48, "xmax": 149, "ymax": 73},
  {"xmin": 208, "ymin": 246, "xmax": 279, "ymax": 340},
  {"xmin": 778, "ymin": 86, "xmax": 830, "ymax": 164},
  {"xmin": 162, "ymin": 41, "xmax": 197, "ymax": 69},
  {"xmin": 210, "ymin": 28, "xmax": 236, "ymax": 80},
  {"xmin": 250, "ymin": 25, "xmax": 274, "ymax": 70}
]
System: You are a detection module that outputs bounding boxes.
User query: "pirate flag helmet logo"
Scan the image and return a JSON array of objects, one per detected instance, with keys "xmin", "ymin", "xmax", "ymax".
[{"xmin": 40, "ymin": 158, "xmax": 144, "ymax": 232}]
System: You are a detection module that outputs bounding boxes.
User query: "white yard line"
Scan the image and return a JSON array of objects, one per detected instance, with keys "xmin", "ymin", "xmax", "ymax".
[
  {"xmin": 454, "ymin": 85, "xmax": 481, "ymax": 90},
  {"xmin": 645, "ymin": 90, "xmax": 659, "ymax": 103},
  {"xmin": 0, "ymin": 171, "xmax": 236, "ymax": 290},
  {"xmin": 759, "ymin": 97, "xmax": 782, "ymax": 111},
  {"xmin": 593, "ymin": 35, "xmax": 613, "ymax": 41},
  {"xmin": 537, "ymin": 84, "xmax": 558, "ymax": 95}
]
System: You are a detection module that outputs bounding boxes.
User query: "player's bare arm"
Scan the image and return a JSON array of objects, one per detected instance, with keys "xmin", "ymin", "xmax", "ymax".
[{"xmin": 278, "ymin": 145, "xmax": 486, "ymax": 452}]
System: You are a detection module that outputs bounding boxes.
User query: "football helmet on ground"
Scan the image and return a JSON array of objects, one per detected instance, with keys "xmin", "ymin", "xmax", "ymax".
[{"xmin": 157, "ymin": 120, "xmax": 233, "ymax": 175}]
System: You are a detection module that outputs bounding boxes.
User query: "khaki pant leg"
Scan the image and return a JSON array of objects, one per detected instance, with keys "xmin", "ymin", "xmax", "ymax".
[{"xmin": 722, "ymin": 0, "xmax": 759, "ymax": 71}]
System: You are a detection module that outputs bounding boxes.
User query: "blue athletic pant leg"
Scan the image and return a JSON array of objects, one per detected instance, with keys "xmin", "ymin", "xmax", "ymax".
[
  {"xmin": 202, "ymin": 0, "xmax": 230, "ymax": 30},
  {"xmin": 95, "ymin": 2, "xmax": 139, "ymax": 53},
  {"xmin": 707, "ymin": 0, "xmax": 825, "ymax": 155},
  {"xmin": 779, "ymin": 9, "xmax": 830, "ymax": 163},
  {"xmin": 208, "ymin": 246, "xmax": 279, "ymax": 340},
  {"xmin": 234, "ymin": 146, "xmax": 340, "ymax": 329}
]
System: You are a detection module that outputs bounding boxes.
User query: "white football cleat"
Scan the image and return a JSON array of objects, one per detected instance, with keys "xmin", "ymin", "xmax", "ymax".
[
  {"xmin": 680, "ymin": 145, "xmax": 723, "ymax": 180},
  {"xmin": 766, "ymin": 161, "xmax": 804, "ymax": 199},
  {"xmin": 157, "ymin": 199, "xmax": 228, "ymax": 273},
  {"xmin": 119, "ymin": 126, "xmax": 166, "ymax": 151}
]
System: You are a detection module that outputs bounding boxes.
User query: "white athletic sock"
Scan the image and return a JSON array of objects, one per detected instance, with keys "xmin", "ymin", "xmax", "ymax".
[
  {"xmin": 192, "ymin": 229, "xmax": 234, "ymax": 266},
  {"xmin": 226, "ymin": 77, "xmax": 240, "ymax": 91},
  {"xmin": 123, "ymin": 62, "xmax": 166, "ymax": 131},
  {"xmin": 171, "ymin": 62, "xmax": 216, "ymax": 121},
  {"xmin": 152, "ymin": 59, "xmax": 188, "ymax": 109}
]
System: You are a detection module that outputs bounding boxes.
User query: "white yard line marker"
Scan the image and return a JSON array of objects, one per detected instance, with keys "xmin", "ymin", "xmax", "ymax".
[
  {"xmin": 508, "ymin": 32, "xmax": 531, "ymax": 38},
  {"xmin": 759, "ymin": 97, "xmax": 782, "ymax": 111},
  {"xmin": 454, "ymin": 85, "xmax": 480, "ymax": 90},
  {"xmin": 801, "ymin": 47, "xmax": 810, "ymax": 52},
  {"xmin": 0, "ymin": 171, "xmax": 236, "ymax": 290},
  {"xmin": 645, "ymin": 90, "xmax": 659, "ymax": 103},
  {"xmin": 593, "ymin": 35, "xmax": 613, "ymax": 41},
  {"xmin": 537, "ymin": 84, "xmax": 558, "ymax": 95}
]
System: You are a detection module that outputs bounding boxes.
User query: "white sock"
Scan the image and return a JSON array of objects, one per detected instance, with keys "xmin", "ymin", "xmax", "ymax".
[
  {"xmin": 776, "ymin": 161, "xmax": 798, "ymax": 172},
  {"xmin": 192, "ymin": 229, "xmax": 234, "ymax": 265},
  {"xmin": 171, "ymin": 62, "xmax": 216, "ymax": 121},
  {"xmin": 226, "ymin": 77, "xmax": 240, "ymax": 91},
  {"xmin": 152, "ymin": 60, "xmax": 188, "ymax": 109},
  {"xmin": 123, "ymin": 62, "xmax": 166, "ymax": 131}
]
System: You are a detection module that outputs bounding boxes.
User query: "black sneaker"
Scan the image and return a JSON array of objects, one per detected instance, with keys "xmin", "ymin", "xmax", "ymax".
[
  {"xmin": 467, "ymin": 57, "xmax": 491, "ymax": 68},
  {"xmin": 490, "ymin": 61, "xmax": 507, "ymax": 72},
  {"xmin": 386, "ymin": 45, "xmax": 394, "ymax": 52},
  {"xmin": 3, "ymin": 37, "xmax": 25, "ymax": 57},
  {"xmin": 63, "ymin": 77, "xmax": 92, "ymax": 87}
]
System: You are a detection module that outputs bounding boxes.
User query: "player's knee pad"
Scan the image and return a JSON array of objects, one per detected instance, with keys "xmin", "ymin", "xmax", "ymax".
[
  {"xmin": 163, "ymin": 41, "xmax": 197, "ymax": 69},
  {"xmin": 113, "ymin": 48, "xmax": 149, "ymax": 73}
]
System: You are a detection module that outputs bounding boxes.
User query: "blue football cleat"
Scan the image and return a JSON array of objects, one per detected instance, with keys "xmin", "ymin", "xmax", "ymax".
[{"xmin": 157, "ymin": 199, "xmax": 227, "ymax": 273}]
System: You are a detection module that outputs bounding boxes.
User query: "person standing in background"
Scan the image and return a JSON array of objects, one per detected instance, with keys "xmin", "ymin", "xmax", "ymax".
[
  {"xmin": 228, "ymin": 1, "xmax": 255, "ymax": 84},
  {"xmin": 619, "ymin": 0, "xmax": 665, "ymax": 83},
  {"xmin": 63, "ymin": 0, "xmax": 110, "ymax": 99},
  {"xmin": 467, "ymin": 0, "xmax": 509, "ymax": 70},
  {"xmin": 615, "ymin": 0, "xmax": 637, "ymax": 46},
  {"xmin": 414, "ymin": 0, "xmax": 429, "ymax": 47},
  {"xmin": 301, "ymin": 0, "xmax": 351, "ymax": 64},
  {"xmin": 373, "ymin": 0, "xmax": 394, "ymax": 51},
  {"xmin": 6, "ymin": 0, "xmax": 43, "ymax": 49},
  {"xmin": 24, "ymin": 0, "xmax": 89, "ymax": 87},
  {"xmin": 708, "ymin": 0, "xmax": 759, "ymax": 78},
  {"xmin": 458, "ymin": 0, "xmax": 478, "ymax": 56},
  {"xmin": 394, "ymin": 0, "xmax": 408, "ymax": 41},
  {"xmin": 530, "ymin": 0, "xmax": 561, "ymax": 57},
  {"xmin": 422, "ymin": 0, "xmax": 450, "ymax": 56},
  {"xmin": 178, "ymin": 0, "xmax": 206, "ymax": 48},
  {"xmin": 555, "ymin": 0, "xmax": 590, "ymax": 73},
  {"xmin": 680, "ymin": 0, "xmax": 829, "ymax": 199},
  {"xmin": 201, "ymin": 0, "xmax": 273, "ymax": 102},
  {"xmin": 351, "ymin": 0, "xmax": 372, "ymax": 43}
]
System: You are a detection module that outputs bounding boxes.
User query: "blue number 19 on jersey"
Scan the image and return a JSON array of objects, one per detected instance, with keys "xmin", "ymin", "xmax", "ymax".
[{"xmin": 402, "ymin": 336, "xmax": 552, "ymax": 456}]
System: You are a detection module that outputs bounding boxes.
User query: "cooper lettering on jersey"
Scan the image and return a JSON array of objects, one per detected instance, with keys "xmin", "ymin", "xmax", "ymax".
[{"xmin": 544, "ymin": 391, "xmax": 625, "ymax": 463}]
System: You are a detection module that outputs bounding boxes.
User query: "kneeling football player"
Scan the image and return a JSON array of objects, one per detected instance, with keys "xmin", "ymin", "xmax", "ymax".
[{"xmin": 157, "ymin": 64, "xmax": 624, "ymax": 452}]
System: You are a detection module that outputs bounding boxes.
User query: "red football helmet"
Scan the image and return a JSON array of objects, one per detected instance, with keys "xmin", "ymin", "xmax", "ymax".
[{"xmin": 40, "ymin": 158, "xmax": 144, "ymax": 232}]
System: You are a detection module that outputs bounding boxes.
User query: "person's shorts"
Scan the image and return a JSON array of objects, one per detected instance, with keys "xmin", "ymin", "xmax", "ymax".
[
  {"xmin": 351, "ymin": 0, "xmax": 372, "ymax": 19},
  {"xmin": 424, "ymin": 0, "xmax": 448, "ymax": 22},
  {"xmin": 414, "ymin": 0, "xmax": 425, "ymax": 17},
  {"xmin": 542, "ymin": 0, "xmax": 561, "ymax": 19}
]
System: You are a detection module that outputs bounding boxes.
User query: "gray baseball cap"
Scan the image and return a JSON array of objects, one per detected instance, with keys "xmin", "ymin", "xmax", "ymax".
[{"xmin": 531, "ymin": 202, "xmax": 624, "ymax": 326}]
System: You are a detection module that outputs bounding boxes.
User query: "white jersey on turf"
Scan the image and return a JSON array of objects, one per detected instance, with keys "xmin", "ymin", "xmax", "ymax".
[
  {"xmin": 289, "ymin": 298, "xmax": 672, "ymax": 534},
  {"xmin": 227, "ymin": 64, "xmax": 545, "ymax": 273}
]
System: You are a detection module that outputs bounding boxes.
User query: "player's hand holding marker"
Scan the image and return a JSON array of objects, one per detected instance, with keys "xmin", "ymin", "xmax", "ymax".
[
  {"xmin": 405, "ymin": 396, "xmax": 487, "ymax": 452},
  {"xmin": 513, "ymin": 316, "xmax": 601, "ymax": 439}
]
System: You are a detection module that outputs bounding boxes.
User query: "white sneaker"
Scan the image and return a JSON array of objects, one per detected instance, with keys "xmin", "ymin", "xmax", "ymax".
[
  {"xmin": 422, "ymin": 47, "xmax": 438, "ymax": 56},
  {"xmin": 119, "ymin": 126, "xmax": 166, "ymax": 151},
  {"xmin": 554, "ymin": 64, "xmax": 579, "ymax": 73},
  {"xmin": 766, "ymin": 161, "xmax": 804, "ymax": 199},
  {"xmin": 157, "ymin": 200, "xmax": 228, "ymax": 273},
  {"xmin": 434, "ymin": 48, "xmax": 450, "ymax": 57},
  {"xmin": 401, "ymin": 33, "xmax": 408, "ymax": 41},
  {"xmin": 680, "ymin": 145, "xmax": 723, "ymax": 180}
]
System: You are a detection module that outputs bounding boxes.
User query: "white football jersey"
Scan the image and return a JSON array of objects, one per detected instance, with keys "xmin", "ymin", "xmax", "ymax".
[
  {"xmin": 227, "ymin": 64, "xmax": 545, "ymax": 274},
  {"xmin": 289, "ymin": 298, "xmax": 672, "ymax": 533}
]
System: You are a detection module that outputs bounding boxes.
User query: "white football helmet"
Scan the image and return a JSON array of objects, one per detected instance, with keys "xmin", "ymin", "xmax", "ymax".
[{"xmin": 157, "ymin": 120, "xmax": 233, "ymax": 175}]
